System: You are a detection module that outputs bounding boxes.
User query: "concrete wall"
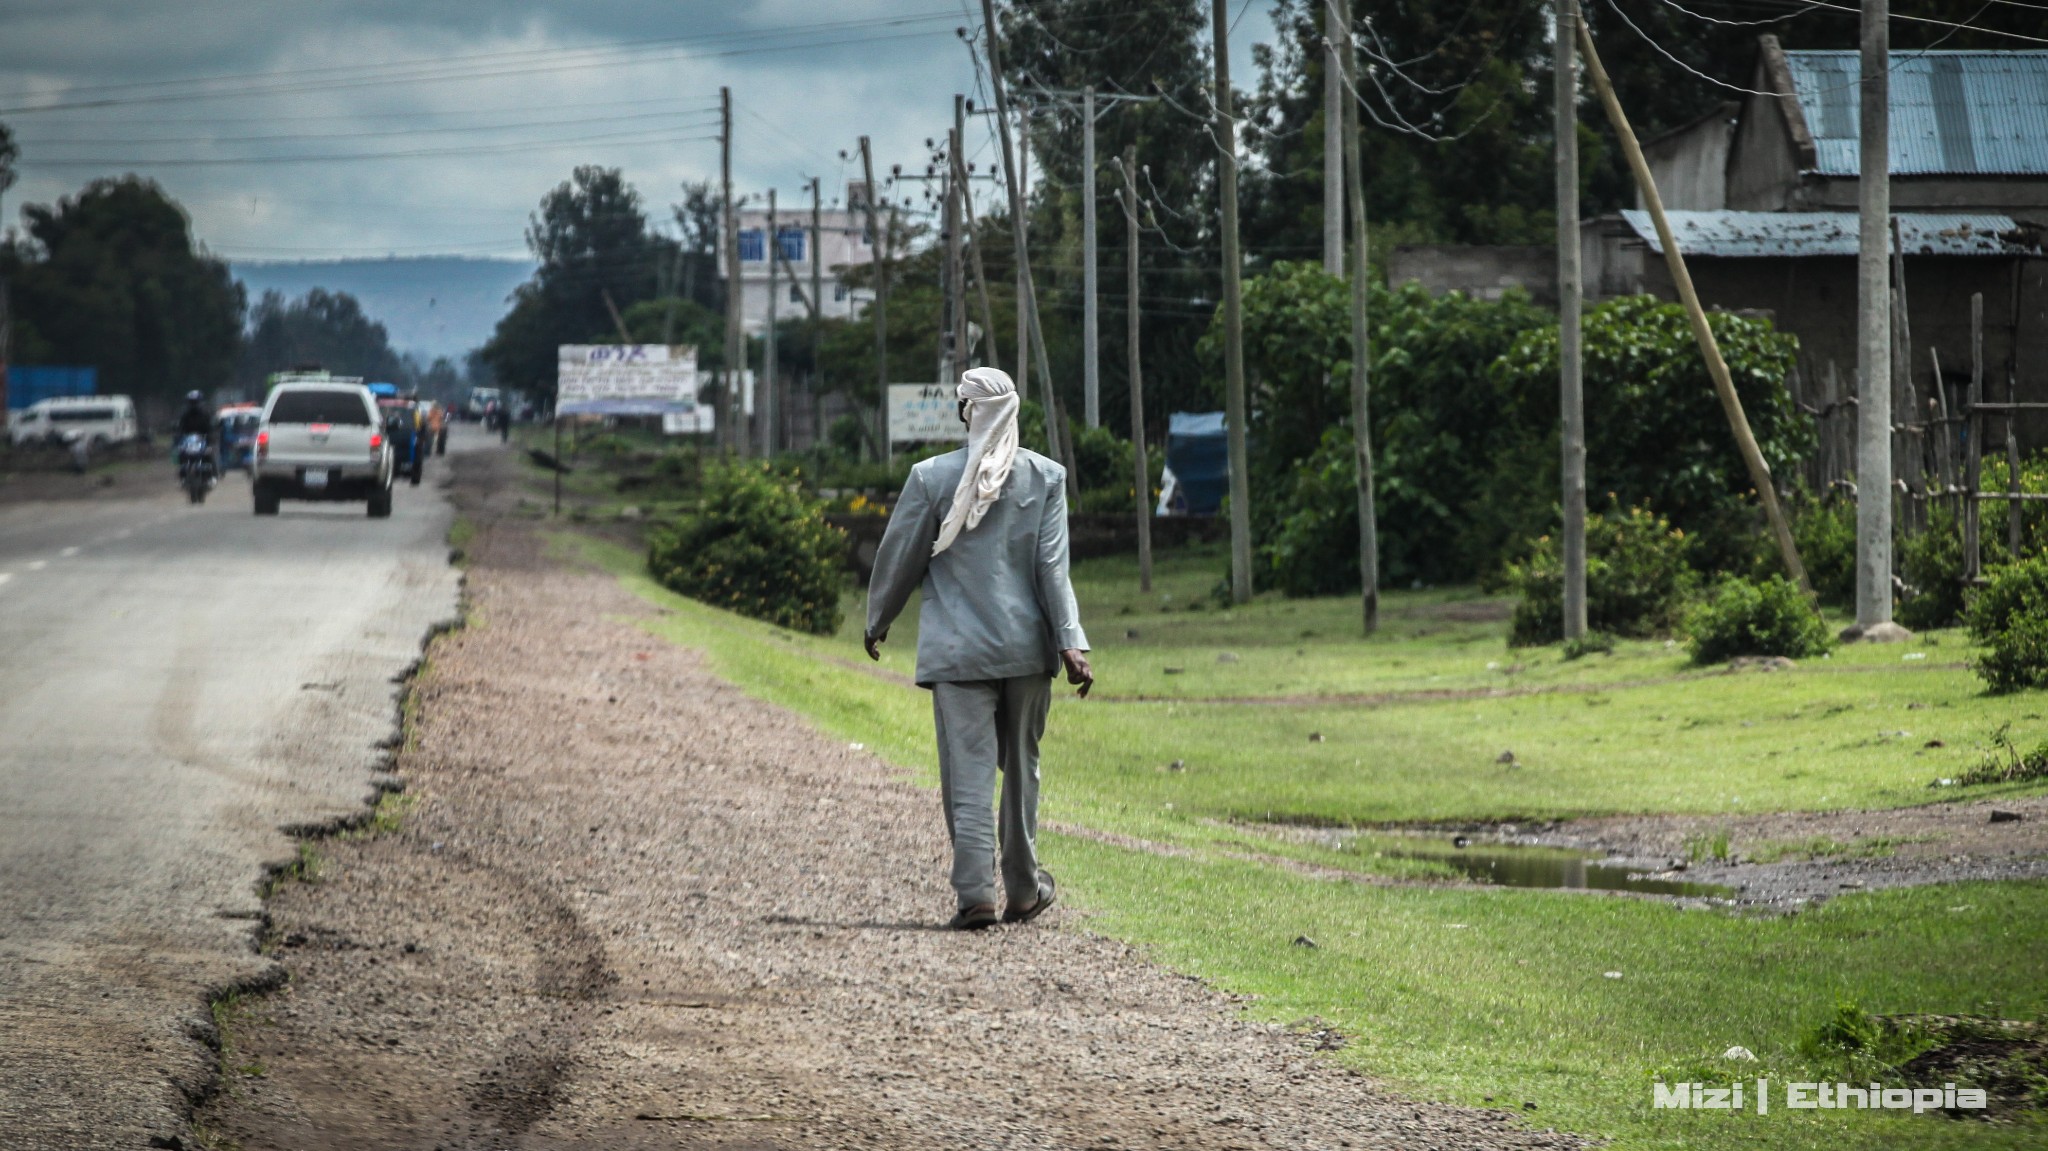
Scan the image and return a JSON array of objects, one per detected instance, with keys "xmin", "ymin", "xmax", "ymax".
[{"xmin": 1387, "ymin": 245, "xmax": 1556, "ymax": 307}]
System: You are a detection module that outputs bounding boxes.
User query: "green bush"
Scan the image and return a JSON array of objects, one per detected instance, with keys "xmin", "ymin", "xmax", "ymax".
[
  {"xmin": 1789, "ymin": 494, "xmax": 1857, "ymax": 607},
  {"xmin": 1965, "ymin": 555, "xmax": 2048, "ymax": 693},
  {"xmin": 1506, "ymin": 505, "xmax": 1696, "ymax": 645},
  {"xmin": 647, "ymin": 461, "xmax": 847, "ymax": 635},
  {"xmin": 1262, "ymin": 427, "xmax": 1365, "ymax": 598},
  {"xmin": 1685, "ymin": 575, "xmax": 1831, "ymax": 664},
  {"xmin": 1898, "ymin": 507, "xmax": 1973, "ymax": 630}
]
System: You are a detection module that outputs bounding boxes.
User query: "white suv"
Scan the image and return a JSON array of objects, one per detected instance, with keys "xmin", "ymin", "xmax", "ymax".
[{"xmin": 253, "ymin": 380, "xmax": 394, "ymax": 517}]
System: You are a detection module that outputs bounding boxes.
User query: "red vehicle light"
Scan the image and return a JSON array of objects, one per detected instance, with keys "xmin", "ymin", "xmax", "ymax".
[
  {"xmin": 369, "ymin": 432, "xmax": 383, "ymax": 452},
  {"xmin": 256, "ymin": 430, "xmax": 268, "ymax": 461}
]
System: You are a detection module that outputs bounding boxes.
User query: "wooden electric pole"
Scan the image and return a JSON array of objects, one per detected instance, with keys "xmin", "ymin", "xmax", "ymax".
[
  {"xmin": 720, "ymin": 87, "xmax": 743, "ymax": 456},
  {"xmin": 1336, "ymin": 1, "xmax": 1377, "ymax": 632},
  {"xmin": 978, "ymin": 0, "xmax": 1075, "ymax": 498},
  {"xmin": 950, "ymin": 94, "xmax": 969, "ymax": 378},
  {"xmin": 955, "ymin": 145, "xmax": 1001, "ymax": 373},
  {"xmin": 811, "ymin": 176, "xmax": 824, "ymax": 449},
  {"xmin": 763, "ymin": 187, "xmax": 779, "ymax": 457},
  {"xmin": 1854, "ymin": 0, "xmax": 1901, "ymax": 636},
  {"xmin": 1118, "ymin": 147, "xmax": 1154, "ymax": 592},
  {"xmin": 1213, "ymin": 0, "xmax": 1253, "ymax": 605},
  {"xmin": 860, "ymin": 136, "xmax": 890, "ymax": 463},
  {"xmin": 1576, "ymin": 21, "xmax": 1810, "ymax": 596},
  {"xmin": 1556, "ymin": 0, "xmax": 1588, "ymax": 641},
  {"xmin": 1082, "ymin": 85, "xmax": 1101, "ymax": 429}
]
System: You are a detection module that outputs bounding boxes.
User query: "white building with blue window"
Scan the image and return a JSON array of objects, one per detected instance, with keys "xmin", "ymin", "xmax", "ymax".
[{"xmin": 722, "ymin": 183, "xmax": 877, "ymax": 335}]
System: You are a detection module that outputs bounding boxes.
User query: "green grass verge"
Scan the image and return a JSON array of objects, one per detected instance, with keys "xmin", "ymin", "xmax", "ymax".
[{"xmin": 566, "ymin": 533, "xmax": 2048, "ymax": 1150}]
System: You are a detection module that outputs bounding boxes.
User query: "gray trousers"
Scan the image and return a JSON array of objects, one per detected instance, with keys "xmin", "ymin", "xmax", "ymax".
[{"xmin": 930, "ymin": 675, "xmax": 1049, "ymax": 910}]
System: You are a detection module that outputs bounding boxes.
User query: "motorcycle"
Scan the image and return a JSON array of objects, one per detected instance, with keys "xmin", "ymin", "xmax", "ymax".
[{"xmin": 177, "ymin": 434, "xmax": 216, "ymax": 504}]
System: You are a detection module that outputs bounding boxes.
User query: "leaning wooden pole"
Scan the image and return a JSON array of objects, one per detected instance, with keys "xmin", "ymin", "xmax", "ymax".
[{"xmin": 1576, "ymin": 22, "xmax": 1809, "ymax": 593}]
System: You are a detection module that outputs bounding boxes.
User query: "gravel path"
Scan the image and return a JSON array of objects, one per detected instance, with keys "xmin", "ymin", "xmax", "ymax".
[{"xmin": 199, "ymin": 449, "xmax": 1587, "ymax": 1150}]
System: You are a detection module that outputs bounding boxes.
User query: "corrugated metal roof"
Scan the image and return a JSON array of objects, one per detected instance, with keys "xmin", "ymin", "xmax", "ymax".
[
  {"xmin": 1618, "ymin": 210, "xmax": 2043, "ymax": 257},
  {"xmin": 1784, "ymin": 50, "xmax": 2048, "ymax": 176}
]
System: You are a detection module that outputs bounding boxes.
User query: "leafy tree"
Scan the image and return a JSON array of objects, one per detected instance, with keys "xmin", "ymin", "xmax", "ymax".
[
  {"xmin": 480, "ymin": 166, "xmax": 677, "ymax": 399},
  {"xmin": 671, "ymin": 179, "xmax": 724, "ymax": 313},
  {"xmin": 3, "ymin": 176, "xmax": 243, "ymax": 417},
  {"xmin": 238, "ymin": 288, "xmax": 410, "ymax": 390},
  {"xmin": 1489, "ymin": 295, "xmax": 1810, "ymax": 573}
]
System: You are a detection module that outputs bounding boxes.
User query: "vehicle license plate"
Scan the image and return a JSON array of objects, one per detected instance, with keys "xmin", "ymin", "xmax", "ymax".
[{"xmin": 303, "ymin": 470, "xmax": 329, "ymax": 490}]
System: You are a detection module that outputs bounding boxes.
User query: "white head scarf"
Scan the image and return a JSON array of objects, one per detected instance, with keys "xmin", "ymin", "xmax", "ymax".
[{"xmin": 931, "ymin": 367, "xmax": 1020, "ymax": 556}]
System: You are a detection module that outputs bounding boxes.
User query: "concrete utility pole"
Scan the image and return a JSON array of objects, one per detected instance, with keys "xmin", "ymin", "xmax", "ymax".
[
  {"xmin": 1337, "ymin": 2, "xmax": 1378, "ymax": 632},
  {"xmin": 811, "ymin": 176, "xmax": 824, "ymax": 448},
  {"xmin": 1213, "ymin": 0, "xmax": 1253, "ymax": 605},
  {"xmin": 1576, "ymin": 21, "xmax": 1810, "ymax": 596},
  {"xmin": 978, "ymin": 0, "xmax": 1075, "ymax": 498},
  {"xmin": 860, "ymin": 136, "xmax": 889, "ymax": 462},
  {"xmin": 1556, "ymin": 0, "xmax": 1588, "ymax": 642},
  {"xmin": 1082, "ymin": 85, "xmax": 1101, "ymax": 429},
  {"xmin": 1119, "ymin": 146, "xmax": 1154, "ymax": 592},
  {"xmin": 1854, "ymin": 0, "xmax": 1902, "ymax": 638},
  {"xmin": 1323, "ymin": 0, "xmax": 1344, "ymax": 275},
  {"xmin": 720, "ymin": 87, "xmax": 743, "ymax": 456},
  {"xmin": 764, "ymin": 188, "xmax": 779, "ymax": 457}
]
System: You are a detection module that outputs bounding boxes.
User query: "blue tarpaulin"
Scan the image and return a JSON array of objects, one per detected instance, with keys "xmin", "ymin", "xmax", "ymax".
[
  {"xmin": 6, "ymin": 366, "xmax": 98, "ymax": 410},
  {"xmin": 1164, "ymin": 410, "xmax": 1229, "ymax": 516}
]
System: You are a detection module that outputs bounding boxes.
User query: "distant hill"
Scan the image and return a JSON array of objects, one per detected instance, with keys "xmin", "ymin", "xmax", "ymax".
[{"xmin": 231, "ymin": 256, "xmax": 535, "ymax": 364}]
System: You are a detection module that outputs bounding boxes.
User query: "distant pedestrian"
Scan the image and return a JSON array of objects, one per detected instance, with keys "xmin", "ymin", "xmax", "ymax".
[{"xmin": 864, "ymin": 367, "xmax": 1092, "ymax": 931}]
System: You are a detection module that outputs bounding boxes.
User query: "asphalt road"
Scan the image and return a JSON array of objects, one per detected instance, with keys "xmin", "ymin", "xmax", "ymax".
[{"xmin": 0, "ymin": 433, "xmax": 466, "ymax": 1148}]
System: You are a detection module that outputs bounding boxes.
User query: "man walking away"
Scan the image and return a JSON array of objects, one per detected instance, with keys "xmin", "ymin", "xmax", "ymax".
[{"xmin": 865, "ymin": 367, "xmax": 1092, "ymax": 931}]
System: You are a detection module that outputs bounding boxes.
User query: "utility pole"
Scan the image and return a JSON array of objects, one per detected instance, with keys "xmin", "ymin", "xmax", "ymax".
[
  {"xmin": 763, "ymin": 187, "xmax": 779, "ymax": 457},
  {"xmin": 1337, "ymin": 2, "xmax": 1378, "ymax": 632},
  {"xmin": 1854, "ymin": 0, "xmax": 1901, "ymax": 637},
  {"xmin": 955, "ymin": 145, "xmax": 1001, "ymax": 373},
  {"xmin": 1119, "ymin": 146, "xmax": 1154, "ymax": 592},
  {"xmin": 1213, "ymin": 0, "xmax": 1253, "ymax": 605},
  {"xmin": 1323, "ymin": 0, "xmax": 1343, "ymax": 275},
  {"xmin": 1015, "ymin": 109, "xmax": 1032, "ymax": 404},
  {"xmin": 859, "ymin": 136, "xmax": 890, "ymax": 463},
  {"xmin": 811, "ymin": 176, "xmax": 824, "ymax": 449},
  {"xmin": 1082, "ymin": 85, "xmax": 1101, "ymax": 429},
  {"xmin": 950, "ymin": 94, "xmax": 969, "ymax": 378},
  {"xmin": 720, "ymin": 87, "xmax": 743, "ymax": 456},
  {"xmin": 978, "ymin": 0, "xmax": 1075, "ymax": 498},
  {"xmin": 1556, "ymin": 0, "xmax": 1587, "ymax": 642}
]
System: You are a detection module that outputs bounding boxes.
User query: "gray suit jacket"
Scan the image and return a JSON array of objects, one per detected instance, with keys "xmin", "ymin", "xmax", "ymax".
[{"xmin": 865, "ymin": 447, "xmax": 1088, "ymax": 686}]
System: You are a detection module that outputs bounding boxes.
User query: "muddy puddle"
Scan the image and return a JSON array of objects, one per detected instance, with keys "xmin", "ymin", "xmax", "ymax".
[{"xmin": 1382, "ymin": 841, "xmax": 1735, "ymax": 898}]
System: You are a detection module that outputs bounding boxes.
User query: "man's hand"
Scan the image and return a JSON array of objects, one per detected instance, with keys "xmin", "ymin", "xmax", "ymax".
[
  {"xmin": 1060, "ymin": 649, "xmax": 1093, "ymax": 698},
  {"xmin": 864, "ymin": 629, "xmax": 886, "ymax": 661}
]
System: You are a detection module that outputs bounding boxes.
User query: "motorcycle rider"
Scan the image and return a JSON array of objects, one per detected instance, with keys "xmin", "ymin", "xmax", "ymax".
[{"xmin": 175, "ymin": 391, "xmax": 216, "ymax": 485}]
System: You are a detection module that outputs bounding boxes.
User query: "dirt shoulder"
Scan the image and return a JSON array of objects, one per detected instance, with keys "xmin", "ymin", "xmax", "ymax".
[{"xmin": 197, "ymin": 447, "xmax": 1584, "ymax": 1150}]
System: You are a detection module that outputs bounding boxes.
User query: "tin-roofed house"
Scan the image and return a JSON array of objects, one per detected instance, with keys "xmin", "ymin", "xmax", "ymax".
[{"xmin": 1584, "ymin": 38, "xmax": 2048, "ymax": 480}]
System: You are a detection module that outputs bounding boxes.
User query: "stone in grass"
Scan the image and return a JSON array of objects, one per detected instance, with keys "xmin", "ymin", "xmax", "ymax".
[
  {"xmin": 1723, "ymin": 1046, "xmax": 1758, "ymax": 1062},
  {"xmin": 1292, "ymin": 935, "xmax": 1318, "ymax": 949},
  {"xmin": 1990, "ymin": 809, "xmax": 2024, "ymax": 823},
  {"xmin": 1496, "ymin": 750, "xmax": 1518, "ymax": 765},
  {"xmin": 1163, "ymin": 666, "xmax": 1185, "ymax": 675},
  {"xmin": 1727, "ymin": 655, "xmax": 1797, "ymax": 672},
  {"xmin": 1308, "ymin": 732, "xmax": 1325, "ymax": 743},
  {"xmin": 1216, "ymin": 651, "xmax": 1240, "ymax": 663}
]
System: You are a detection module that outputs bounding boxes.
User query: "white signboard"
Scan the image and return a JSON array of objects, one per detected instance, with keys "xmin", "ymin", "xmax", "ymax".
[
  {"xmin": 557, "ymin": 344, "xmax": 699, "ymax": 415},
  {"xmin": 888, "ymin": 383, "xmax": 967, "ymax": 444}
]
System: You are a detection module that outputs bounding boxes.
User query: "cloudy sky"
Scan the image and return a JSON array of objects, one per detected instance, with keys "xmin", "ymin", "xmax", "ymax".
[{"xmin": 2, "ymin": 1, "xmax": 1276, "ymax": 262}]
